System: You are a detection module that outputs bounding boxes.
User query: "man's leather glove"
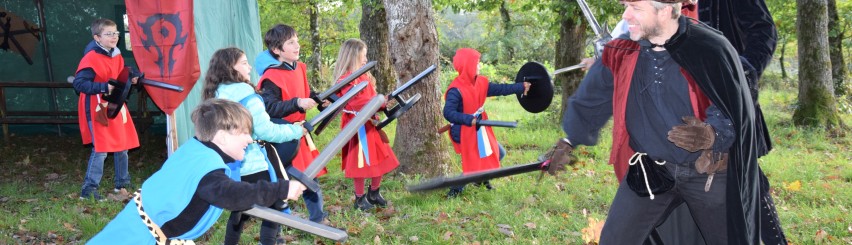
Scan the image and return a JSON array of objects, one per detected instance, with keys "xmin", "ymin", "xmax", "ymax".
[
  {"xmin": 667, "ymin": 116, "xmax": 714, "ymax": 152},
  {"xmin": 544, "ymin": 138, "xmax": 576, "ymax": 175},
  {"xmin": 695, "ymin": 149, "xmax": 728, "ymax": 174}
]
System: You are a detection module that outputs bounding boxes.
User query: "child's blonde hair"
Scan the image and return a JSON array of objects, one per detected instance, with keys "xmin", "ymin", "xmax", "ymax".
[
  {"xmin": 332, "ymin": 38, "xmax": 374, "ymax": 84},
  {"xmin": 191, "ymin": 99, "xmax": 253, "ymax": 141}
]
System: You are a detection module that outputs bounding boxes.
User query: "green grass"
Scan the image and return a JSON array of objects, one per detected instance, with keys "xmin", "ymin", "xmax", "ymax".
[{"xmin": 1, "ymin": 88, "xmax": 850, "ymax": 244}]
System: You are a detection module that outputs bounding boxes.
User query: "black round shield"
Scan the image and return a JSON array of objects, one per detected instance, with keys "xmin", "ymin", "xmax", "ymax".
[
  {"xmin": 103, "ymin": 79, "xmax": 132, "ymax": 119},
  {"xmin": 514, "ymin": 62, "xmax": 553, "ymax": 113}
]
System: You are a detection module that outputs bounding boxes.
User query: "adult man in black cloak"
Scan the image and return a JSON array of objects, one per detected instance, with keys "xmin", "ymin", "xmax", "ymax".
[
  {"xmin": 548, "ymin": 0, "xmax": 760, "ymax": 243},
  {"xmin": 698, "ymin": 1, "xmax": 785, "ymax": 242}
]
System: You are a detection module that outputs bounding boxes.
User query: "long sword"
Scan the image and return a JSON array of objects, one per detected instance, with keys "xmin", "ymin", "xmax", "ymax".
[
  {"xmin": 576, "ymin": 0, "xmax": 611, "ymax": 57},
  {"xmin": 244, "ymin": 96, "xmax": 386, "ymax": 242}
]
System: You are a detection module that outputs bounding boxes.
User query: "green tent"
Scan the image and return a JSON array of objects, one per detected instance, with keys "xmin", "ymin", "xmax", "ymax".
[{"xmin": 1, "ymin": 0, "xmax": 262, "ymax": 147}]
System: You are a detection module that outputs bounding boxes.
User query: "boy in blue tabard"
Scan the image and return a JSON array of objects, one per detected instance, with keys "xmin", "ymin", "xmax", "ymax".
[{"xmin": 88, "ymin": 99, "xmax": 306, "ymax": 244}]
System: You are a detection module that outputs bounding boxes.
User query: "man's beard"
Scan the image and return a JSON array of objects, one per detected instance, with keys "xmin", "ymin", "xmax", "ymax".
[{"xmin": 630, "ymin": 21, "xmax": 661, "ymax": 41}]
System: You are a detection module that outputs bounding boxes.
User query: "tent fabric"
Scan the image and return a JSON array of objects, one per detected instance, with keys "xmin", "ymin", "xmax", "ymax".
[{"xmin": 173, "ymin": 0, "xmax": 262, "ymax": 145}]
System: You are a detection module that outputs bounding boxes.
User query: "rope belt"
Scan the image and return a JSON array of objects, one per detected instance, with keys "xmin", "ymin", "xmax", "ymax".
[
  {"xmin": 132, "ymin": 190, "xmax": 195, "ymax": 245},
  {"xmin": 628, "ymin": 152, "xmax": 667, "ymax": 200}
]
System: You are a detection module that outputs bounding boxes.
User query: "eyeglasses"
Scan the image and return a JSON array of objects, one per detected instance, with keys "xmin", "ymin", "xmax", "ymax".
[{"xmin": 99, "ymin": 31, "xmax": 121, "ymax": 38}]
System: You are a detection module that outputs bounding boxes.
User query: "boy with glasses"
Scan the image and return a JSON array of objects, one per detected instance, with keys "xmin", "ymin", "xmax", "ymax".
[{"xmin": 72, "ymin": 18, "xmax": 139, "ymax": 200}]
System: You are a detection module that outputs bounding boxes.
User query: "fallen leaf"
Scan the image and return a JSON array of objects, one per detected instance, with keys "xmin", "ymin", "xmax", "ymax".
[
  {"xmin": 524, "ymin": 222, "xmax": 537, "ymax": 229},
  {"xmin": 784, "ymin": 180, "xmax": 802, "ymax": 191},
  {"xmin": 582, "ymin": 208, "xmax": 588, "ymax": 217},
  {"xmin": 409, "ymin": 236, "xmax": 419, "ymax": 242},
  {"xmin": 0, "ymin": 196, "xmax": 9, "ymax": 203},
  {"xmin": 374, "ymin": 235, "xmax": 381, "ymax": 244},
  {"xmin": 497, "ymin": 224, "xmax": 514, "ymax": 237},
  {"xmin": 63, "ymin": 223, "xmax": 78, "ymax": 232},
  {"xmin": 23, "ymin": 199, "xmax": 37, "ymax": 203},
  {"xmin": 443, "ymin": 231, "xmax": 453, "ymax": 240},
  {"xmin": 581, "ymin": 217, "xmax": 604, "ymax": 243},
  {"xmin": 814, "ymin": 229, "xmax": 829, "ymax": 242}
]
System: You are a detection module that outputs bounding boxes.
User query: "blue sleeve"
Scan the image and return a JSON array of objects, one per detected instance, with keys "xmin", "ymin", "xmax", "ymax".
[
  {"xmin": 442, "ymin": 88, "xmax": 476, "ymax": 126},
  {"xmin": 244, "ymin": 94, "xmax": 304, "ymax": 143},
  {"xmin": 486, "ymin": 82, "xmax": 524, "ymax": 97},
  {"xmin": 561, "ymin": 59, "xmax": 614, "ymax": 146},
  {"xmin": 72, "ymin": 68, "xmax": 109, "ymax": 95},
  {"xmin": 704, "ymin": 104, "xmax": 735, "ymax": 152}
]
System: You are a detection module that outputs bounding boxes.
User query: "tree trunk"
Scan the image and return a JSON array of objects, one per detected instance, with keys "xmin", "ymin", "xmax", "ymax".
[
  {"xmin": 360, "ymin": 0, "xmax": 397, "ymax": 94},
  {"xmin": 384, "ymin": 0, "xmax": 452, "ymax": 177},
  {"xmin": 499, "ymin": 0, "xmax": 514, "ymax": 61},
  {"xmin": 308, "ymin": 0, "xmax": 326, "ymax": 89},
  {"xmin": 779, "ymin": 35, "xmax": 788, "ymax": 80},
  {"xmin": 827, "ymin": 0, "xmax": 847, "ymax": 96},
  {"xmin": 793, "ymin": 0, "xmax": 841, "ymax": 128},
  {"xmin": 555, "ymin": 1, "xmax": 587, "ymax": 117}
]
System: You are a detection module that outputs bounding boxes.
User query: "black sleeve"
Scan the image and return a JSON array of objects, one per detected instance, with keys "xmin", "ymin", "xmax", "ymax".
[
  {"xmin": 72, "ymin": 68, "xmax": 109, "ymax": 95},
  {"xmin": 260, "ymin": 80, "xmax": 304, "ymax": 118},
  {"xmin": 562, "ymin": 59, "xmax": 614, "ymax": 146},
  {"xmin": 195, "ymin": 170, "xmax": 289, "ymax": 211},
  {"xmin": 733, "ymin": 0, "xmax": 777, "ymax": 77}
]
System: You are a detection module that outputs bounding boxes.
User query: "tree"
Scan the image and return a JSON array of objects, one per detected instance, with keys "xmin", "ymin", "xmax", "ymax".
[
  {"xmin": 553, "ymin": 0, "xmax": 586, "ymax": 116},
  {"xmin": 308, "ymin": 0, "xmax": 326, "ymax": 88},
  {"xmin": 360, "ymin": 0, "xmax": 397, "ymax": 94},
  {"xmin": 827, "ymin": 0, "xmax": 847, "ymax": 96},
  {"xmin": 384, "ymin": 0, "xmax": 452, "ymax": 176},
  {"xmin": 793, "ymin": 0, "xmax": 842, "ymax": 128},
  {"xmin": 767, "ymin": 0, "xmax": 797, "ymax": 80}
]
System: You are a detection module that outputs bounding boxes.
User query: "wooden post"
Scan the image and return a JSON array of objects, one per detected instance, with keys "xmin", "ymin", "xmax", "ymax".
[{"xmin": 166, "ymin": 113, "xmax": 179, "ymax": 155}]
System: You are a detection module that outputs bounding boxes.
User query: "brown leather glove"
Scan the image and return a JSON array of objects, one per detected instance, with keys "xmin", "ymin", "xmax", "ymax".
[
  {"xmin": 95, "ymin": 103, "xmax": 109, "ymax": 126},
  {"xmin": 544, "ymin": 138, "xmax": 576, "ymax": 175},
  {"xmin": 667, "ymin": 116, "xmax": 714, "ymax": 152},
  {"xmin": 695, "ymin": 149, "xmax": 728, "ymax": 174}
]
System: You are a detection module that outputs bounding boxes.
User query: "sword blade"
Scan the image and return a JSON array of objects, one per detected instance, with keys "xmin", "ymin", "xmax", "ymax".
[
  {"xmin": 316, "ymin": 61, "xmax": 377, "ymax": 102},
  {"xmin": 407, "ymin": 161, "xmax": 545, "ymax": 192},
  {"xmin": 576, "ymin": 0, "xmax": 608, "ymax": 39},
  {"xmin": 303, "ymin": 95, "xmax": 386, "ymax": 178},
  {"xmin": 304, "ymin": 82, "xmax": 368, "ymax": 132},
  {"xmin": 552, "ymin": 63, "xmax": 587, "ymax": 76},
  {"xmin": 140, "ymin": 78, "xmax": 184, "ymax": 92},
  {"xmin": 389, "ymin": 65, "xmax": 436, "ymax": 98},
  {"xmin": 243, "ymin": 205, "xmax": 348, "ymax": 242},
  {"xmin": 477, "ymin": 120, "xmax": 518, "ymax": 128}
]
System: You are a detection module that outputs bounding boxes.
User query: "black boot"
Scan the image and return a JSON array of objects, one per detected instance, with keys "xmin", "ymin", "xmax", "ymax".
[
  {"xmin": 366, "ymin": 185, "xmax": 388, "ymax": 207},
  {"xmin": 354, "ymin": 194, "xmax": 373, "ymax": 211},
  {"xmin": 447, "ymin": 185, "xmax": 465, "ymax": 198}
]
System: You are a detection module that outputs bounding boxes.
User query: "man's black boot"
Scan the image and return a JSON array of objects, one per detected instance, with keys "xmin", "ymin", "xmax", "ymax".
[
  {"xmin": 354, "ymin": 194, "xmax": 374, "ymax": 211},
  {"xmin": 366, "ymin": 185, "xmax": 388, "ymax": 207}
]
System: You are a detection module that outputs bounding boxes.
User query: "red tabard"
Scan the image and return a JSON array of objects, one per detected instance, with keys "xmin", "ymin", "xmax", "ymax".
[
  {"xmin": 75, "ymin": 51, "xmax": 140, "ymax": 152},
  {"xmin": 336, "ymin": 73, "xmax": 399, "ymax": 178},
  {"xmin": 446, "ymin": 76, "xmax": 501, "ymax": 174},
  {"xmin": 258, "ymin": 62, "xmax": 325, "ymax": 177}
]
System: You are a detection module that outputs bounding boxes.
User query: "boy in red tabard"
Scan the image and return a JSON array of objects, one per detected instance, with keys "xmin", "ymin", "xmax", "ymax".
[
  {"xmin": 442, "ymin": 48, "xmax": 529, "ymax": 198},
  {"xmin": 254, "ymin": 24, "xmax": 329, "ymax": 224},
  {"xmin": 72, "ymin": 18, "xmax": 140, "ymax": 200}
]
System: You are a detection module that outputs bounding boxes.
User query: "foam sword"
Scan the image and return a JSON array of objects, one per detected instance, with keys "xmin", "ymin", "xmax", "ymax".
[{"xmin": 243, "ymin": 95, "xmax": 387, "ymax": 242}]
